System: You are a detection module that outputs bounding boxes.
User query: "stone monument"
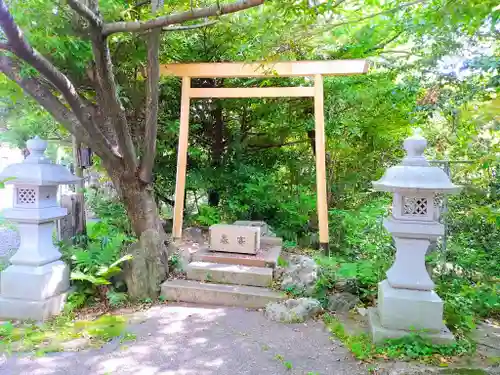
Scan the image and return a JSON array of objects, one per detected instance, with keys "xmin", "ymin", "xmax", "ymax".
[
  {"xmin": 209, "ymin": 224, "xmax": 260, "ymax": 254},
  {"xmin": 0, "ymin": 137, "xmax": 80, "ymax": 320},
  {"xmin": 368, "ymin": 129, "xmax": 461, "ymax": 344}
]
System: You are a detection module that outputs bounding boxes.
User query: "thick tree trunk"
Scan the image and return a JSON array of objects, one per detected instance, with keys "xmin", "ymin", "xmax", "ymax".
[{"xmin": 104, "ymin": 160, "xmax": 169, "ymax": 300}]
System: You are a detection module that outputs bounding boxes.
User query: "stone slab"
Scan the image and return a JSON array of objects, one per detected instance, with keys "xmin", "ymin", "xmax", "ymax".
[
  {"xmin": 160, "ymin": 279, "xmax": 284, "ymax": 308},
  {"xmin": 192, "ymin": 244, "xmax": 281, "ymax": 268},
  {"xmin": 233, "ymin": 221, "xmax": 268, "ymax": 236},
  {"xmin": 368, "ymin": 307, "xmax": 455, "ymax": 345},
  {"xmin": 186, "ymin": 261, "xmax": 273, "ymax": 287},
  {"xmin": 261, "ymin": 235, "xmax": 282, "ymax": 247},
  {"xmin": 0, "ymin": 290, "xmax": 69, "ymax": 321},
  {"xmin": 209, "ymin": 224, "xmax": 260, "ymax": 254},
  {"xmin": 0, "ymin": 260, "xmax": 69, "ymax": 300},
  {"xmin": 378, "ymin": 279, "xmax": 444, "ymax": 331}
]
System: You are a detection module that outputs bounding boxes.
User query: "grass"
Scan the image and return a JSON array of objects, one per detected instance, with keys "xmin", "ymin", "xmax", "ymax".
[
  {"xmin": 274, "ymin": 354, "xmax": 293, "ymax": 370},
  {"xmin": 0, "ymin": 313, "xmax": 130, "ymax": 355},
  {"xmin": 323, "ymin": 313, "xmax": 473, "ymax": 365}
]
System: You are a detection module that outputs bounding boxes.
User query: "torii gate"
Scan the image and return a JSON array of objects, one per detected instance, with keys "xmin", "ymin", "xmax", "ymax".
[{"xmin": 161, "ymin": 60, "xmax": 369, "ymax": 254}]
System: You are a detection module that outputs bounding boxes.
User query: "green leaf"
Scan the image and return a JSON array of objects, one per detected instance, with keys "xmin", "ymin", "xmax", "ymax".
[{"xmin": 70, "ymin": 271, "xmax": 110, "ymax": 286}]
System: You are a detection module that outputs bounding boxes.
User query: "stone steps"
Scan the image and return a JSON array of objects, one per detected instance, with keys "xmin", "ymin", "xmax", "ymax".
[
  {"xmin": 192, "ymin": 244, "xmax": 281, "ymax": 268},
  {"xmin": 160, "ymin": 279, "xmax": 285, "ymax": 308},
  {"xmin": 186, "ymin": 261, "xmax": 273, "ymax": 287}
]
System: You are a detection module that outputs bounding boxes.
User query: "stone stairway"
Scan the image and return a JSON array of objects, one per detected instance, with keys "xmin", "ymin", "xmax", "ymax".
[{"xmin": 161, "ymin": 224, "xmax": 285, "ymax": 308}]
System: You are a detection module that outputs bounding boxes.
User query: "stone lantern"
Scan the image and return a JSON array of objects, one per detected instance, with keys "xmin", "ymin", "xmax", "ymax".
[
  {"xmin": 368, "ymin": 129, "xmax": 460, "ymax": 344},
  {"xmin": 0, "ymin": 137, "xmax": 80, "ymax": 320}
]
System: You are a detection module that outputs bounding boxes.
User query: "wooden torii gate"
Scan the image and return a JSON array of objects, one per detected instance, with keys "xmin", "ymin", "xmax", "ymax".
[{"xmin": 161, "ymin": 60, "xmax": 368, "ymax": 254}]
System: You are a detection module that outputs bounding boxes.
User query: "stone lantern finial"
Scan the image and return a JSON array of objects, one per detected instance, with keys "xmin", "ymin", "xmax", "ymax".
[
  {"xmin": 402, "ymin": 128, "xmax": 429, "ymax": 167},
  {"xmin": 368, "ymin": 130, "xmax": 461, "ymax": 345},
  {"xmin": 25, "ymin": 136, "xmax": 50, "ymax": 164}
]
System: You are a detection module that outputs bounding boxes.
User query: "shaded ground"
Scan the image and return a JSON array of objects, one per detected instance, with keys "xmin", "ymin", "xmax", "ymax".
[
  {"xmin": 0, "ymin": 304, "xmax": 410, "ymax": 375},
  {"xmin": 1, "ymin": 304, "xmax": 363, "ymax": 375},
  {"xmin": 1, "ymin": 304, "xmax": 499, "ymax": 375}
]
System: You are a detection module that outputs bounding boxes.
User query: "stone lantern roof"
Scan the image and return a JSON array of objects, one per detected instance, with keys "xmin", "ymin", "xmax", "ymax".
[
  {"xmin": 0, "ymin": 137, "xmax": 80, "ymax": 186},
  {"xmin": 372, "ymin": 129, "xmax": 460, "ymax": 194}
]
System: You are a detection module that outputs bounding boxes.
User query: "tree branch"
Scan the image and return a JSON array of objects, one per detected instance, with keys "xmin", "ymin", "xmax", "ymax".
[
  {"xmin": 0, "ymin": 0, "xmax": 118, "ymax": 162},
  {"xmin": 0, "ymin": 54, "xmax": 93, "ymax": 150},
  {"xmin": 248, "ymin": 139, "xmax": 310, "ymax": 151},
  {"xmin": 66, "ymin": 0, "xmax": 102, "ymax": 27},
  {"xmin": 135, "ymin": 0, "xmax": 150, "ymax": 8},
  {"xmin": 163, "ymin": 20, "xmax": 217, "ymax": 31},
  {"xmin": 364, "ymin": 30, "xmax": 404, "ymax": 54},
  {"xmin": 103, "ymin": 0, "xmax": 264, "ymax": 36},
  {"xmin": 325, "ymin": 0, "xmax": 429, "ymax": 30},
  {"xmin": 89, "ymin": 29, "xmax": 138, "ymax": 170},
  {"xmin": 139, "ymin": 0, "xmax": 162, "ymax": 183}
]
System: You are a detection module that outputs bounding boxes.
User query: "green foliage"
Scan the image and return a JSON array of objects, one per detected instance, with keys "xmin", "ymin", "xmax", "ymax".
[
  {"xmin": 0, "ymin": 313, "xmax": 129, "ymax": 354},
  {"xmin": 273, "ymin": 353, "xmax": 293, "ymax": 370},
  {"xmin": 314, "ymin": 198, "xmax": 393, "ymax": 304},
  {"xmin": 86, "ymin": 189, "xmax": 133, "ymax": 235},
  {"xmin": 324, "ymin": 314, "xmax": 472, "ymax": 363},
  {"xmin": 168, "ymin": 253, "xmax": 183, "ymax": 272},
  {"xmin": 191, "ymin": 204, "xmax": 220, "ymax": 227},
  {"xmin": 61, "ymin": 221, "xmax": 134, "ymax": 308},
  {"xmin": 277, "ymin": 256, "xmax": 289, "ymax": 268}
]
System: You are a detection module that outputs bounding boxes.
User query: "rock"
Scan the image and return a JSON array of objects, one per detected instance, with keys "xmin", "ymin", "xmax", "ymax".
[
  {"xmin": 265, "ymin": 298, "xmax": 322, "ymax": 323},
  {"xmin": 334, "ymin": 278, "xmax": 359, "ymax": 294},
  {"xmin": 183, "ymin": 227, "xmax": 204, "ymax": 244},
  {"xmin": 281, "ymin": 255, "xmax": 318, "ymax": 295},
  {"xmin": 274, "ymin": 266, "xmax": 286, "ymax": 281},
  {"xmin": 122, "ymin": 229, "xmax": 168, "ymax": 299},
  {"xmin": 327, "ymin": 292, "xmax": 360, "ymax": 313},
  {"xmin": 356, "ymin": 307, "xmax": 367, "ymax": 317},
  {"xmin": 61, "ymin": 337, "xmax": 90, "ymax": 351}
]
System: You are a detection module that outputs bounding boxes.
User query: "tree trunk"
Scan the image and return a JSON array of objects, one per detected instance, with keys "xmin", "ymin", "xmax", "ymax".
[
  {"xmin": 104, "ymin": 160, "xmax": 169, "ymax": 300},
  {"xmin": 72, "ymin": 136, "xmax": 86, "ymax": 237}
]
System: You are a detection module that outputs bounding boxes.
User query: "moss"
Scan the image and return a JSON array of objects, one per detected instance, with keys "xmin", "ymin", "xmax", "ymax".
[{"xmin": 438, "ymin": 369, "xmax": 489, "ymax": 375}]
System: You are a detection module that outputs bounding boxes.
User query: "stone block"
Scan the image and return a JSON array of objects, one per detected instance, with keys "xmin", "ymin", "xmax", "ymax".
[
  {"xmin": 209, "ymin": 224, "xmax": 260, "ymax": 254},
  {"xmin": 1, "ymin": 260, "xmax": 69, "ymax": 300},
  {"xmin": 261, "ymin": 236, "xmax": 282, "ymax": 247},
  {"xmin": 233, "ymin": 221, "xmax": 268, "ymax": 236},
  {"xmin": 368, "ymin": 307, "xmax": 454, "ymax": 345},
  {"xmin": 160, "ymin": 279, "xmax": 284, "ymax": 308},
  {"xmin": 0, "ymin": 291, "xmax": 69, "ymax": 321},
  {"xmin": 378, "ymin": 280, "xmax": 444, "ymax": 332},
  {"xmin": 192, "ymin": 245, "xmax": 281, "ymax": 268},
  {"xmin": 186, "ymin": 261, "xmax": 273, "ymax": 287}
]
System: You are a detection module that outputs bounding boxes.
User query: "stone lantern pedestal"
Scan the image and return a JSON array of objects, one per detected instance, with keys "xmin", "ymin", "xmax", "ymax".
[
  {"xmin": 0, "ymin": 137, "xmax": 79, "ymax": 320},
  {"xmin": 368, "ymin": 130, "xmax": 460, "ymax": 344}
]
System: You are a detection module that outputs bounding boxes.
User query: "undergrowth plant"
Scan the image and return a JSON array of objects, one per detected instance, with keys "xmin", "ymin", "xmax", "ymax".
[
  {"xmin": 61, "ymin": 221, "xmax": 134, "ymax": 310},
  {"xmin": 314, "ymin": 198, "xmax": 394, "ymax": 305},
  {"xmin": 0, "ymin": 313, "xmax": 129, "ymax": 355},
  {"xmin": 324, "ymin": 314, "xmax": 473, "ymax": 364}
]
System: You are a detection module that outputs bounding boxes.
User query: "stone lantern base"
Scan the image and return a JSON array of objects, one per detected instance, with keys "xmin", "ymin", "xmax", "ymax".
[
  {"xmin": 368, "ymin": 280, "xmax": 455, "ymax": 345},
  {"xmin": 0, "ymin": 260, "xmax": 69, "ymax": 320}
]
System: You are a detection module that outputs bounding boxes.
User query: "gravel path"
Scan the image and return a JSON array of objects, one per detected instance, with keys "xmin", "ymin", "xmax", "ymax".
[
  {"xmin": 0, "ymin": 304, "xmax": 373, "ymax": 375},
  {"xmin": 0, "ymin": 304, "xmax": 497, "ymax": 375}
]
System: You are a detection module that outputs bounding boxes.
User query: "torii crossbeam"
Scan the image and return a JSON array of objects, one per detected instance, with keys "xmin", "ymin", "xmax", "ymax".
[{"xmin": 161, "ymin": 60, "xmax": 369, "ymax": 255}]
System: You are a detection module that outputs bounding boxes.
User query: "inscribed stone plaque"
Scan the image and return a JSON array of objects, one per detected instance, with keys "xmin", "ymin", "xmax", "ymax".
[{"xmin": 209, "ymin": 224, "xmax": 260, "ymax": 254}]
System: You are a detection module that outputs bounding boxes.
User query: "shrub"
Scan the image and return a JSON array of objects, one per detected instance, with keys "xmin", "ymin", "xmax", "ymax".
[
  {"xmin": 62, "ymin": 221, "xmax": 134, "ymax": 309},
  {"xmin": 86, "ymin": 188, "xmax": 132, "ymax": 235},
  {"xmin": 314, "ymin": 197, "xmax": 394, "ymax": 304}
]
